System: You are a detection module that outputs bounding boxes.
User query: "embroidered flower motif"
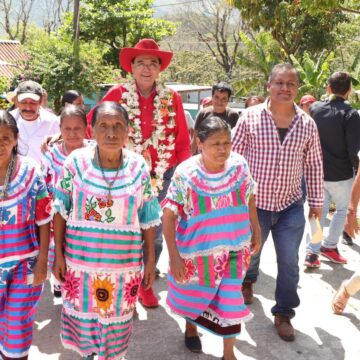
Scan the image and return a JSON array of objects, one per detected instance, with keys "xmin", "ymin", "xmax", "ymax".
[
  {"xmin": 243, "ymin": 247, "xmax": 251, "ymax": 274},
  {"xmin": 63, "ymin": 269, "xmax": 80, "ymax": 304},
  {"xmin": 85, "ymin": 208, "xmax": 102, "ymax": 222},
  {"xmin": 184, "ymin": 259, "xmax": 196, "ymax": 281},
  {"xmin": 60, "ymin": 169, "xmax": 72, "ymax": 191},
  {"xmin": 123, "ymin": 274, "xmax": 142, "ymax": 307},
  {"xmin": 97, "ymin": 197, "xmax": 107, "ymax": 209},
  {"xmin": 215, "ymin": 252, "xmax": 229, "ymax": 278},
  {"xmin": 121, "ymin": 79, "xmax": 176, "ymax": 196},
  {"xmin": 216, "ymin": 194, "xmax": 231, "ymax": 209},
  {"xmin": 93, "ymin": 276, "xmax": 115, "ymax": 312}
]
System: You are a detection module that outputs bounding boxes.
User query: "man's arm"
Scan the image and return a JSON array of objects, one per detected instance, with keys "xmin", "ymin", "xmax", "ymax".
[
  {"xmin": 231, "ymin": 113, "xmax": 247, "ymax": 155},
  {"xmin": 303, "ymin": 122, "xmax": 324, "ymax": 211},
  {"xmin": 345, "ymin": 110, "xmax": 360, "ymax": 172},
  {"xmin": 344, "ymin": 164, "xmax": 360, "ymax": 238},
  {"xmin": 173, "ymin": 91, "xmax": 191, "ymax": 164}
]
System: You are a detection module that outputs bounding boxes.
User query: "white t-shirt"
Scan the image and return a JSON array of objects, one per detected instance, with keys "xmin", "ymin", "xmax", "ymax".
[{"xmin": 10, "ymin": 108, "xmax": 60, "ymax": 164}]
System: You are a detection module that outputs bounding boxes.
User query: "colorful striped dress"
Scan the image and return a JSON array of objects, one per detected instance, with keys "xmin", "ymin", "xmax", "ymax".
[
  {"xmin": 163, "ymin": 152, "xmax": 255, "ymax": 337},
  {"xmin": 53, "ymin": 147, "xmax": 161, "ymax": 360},
  {"xmin": 41, "ymin": 140, "xmax": 94, "ymax": 267},
  {"xmin": 0, "ymin": 156, "xmax": 52, "ymax": 358}
]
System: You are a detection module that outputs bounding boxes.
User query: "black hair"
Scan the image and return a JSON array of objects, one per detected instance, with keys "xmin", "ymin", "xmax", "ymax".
[
  {"xmin": 61, "ymin": 90, "xmax": 82, "ymax": 107},
  {"xmin": 212, "ymin": 82, "xmax": 232, "ymax": 98},
  {"xmin": 268, "ymin": 63, "xmax": 300, "ymax": 83},
  {"xmin": 328, "ymin": 72, "xmax": 351, "ymax": 96},
  {"xmin": 91, "ymin": 101, "xmax": 129, "ymax": 128},
  {"xmin": 245, "ymin": 95, "xmax": 265, "ymax": 108},
  {"xmin": 0, "ymin": 110, "xmax": 19, "ymax": 155},
  {"xmin": 60, "ymin": 105, "xmax": 87, "ymax": 127},
  {"xmin": 196, "ymin": 116, "xmax": 231, "ymax": 143},
  {"xmin": 131, "ymin": 57, "xmax": 162, "ymax": 65}
]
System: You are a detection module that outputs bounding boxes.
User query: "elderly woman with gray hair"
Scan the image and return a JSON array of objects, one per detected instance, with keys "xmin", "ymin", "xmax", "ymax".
[{"xmin": 53, "ymin": 102, "xmax": 161, "ymax": 360}]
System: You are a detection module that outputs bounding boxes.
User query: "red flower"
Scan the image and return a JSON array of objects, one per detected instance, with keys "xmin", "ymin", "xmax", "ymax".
[
  {"xmin": 215, "ymin": 252, "xmax": 229, "ymax": 278},
  {"xmin": 63, "ymin": 269, "xmax": 80, "ymax": 304},
  {"xmin": 123, "ymin": 274, "xmax": 142, "ymax": 307},
  {"xmin": 184, "ymin": 259, "xmax": 196, "ymax": 281}
]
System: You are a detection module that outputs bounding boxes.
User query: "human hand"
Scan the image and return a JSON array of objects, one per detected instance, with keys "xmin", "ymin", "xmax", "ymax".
[
  {"xmin": 170, "ymin": 254, "xmax": 187, "ymax": 283},
  {"xmin": 251, "ymin": 225, "xmax": 261, "ymax": 255},
  {"xmin": 32, "ymin": 257, "xmax": 48, "ymax": 286},
  {"xmin": 344, "ymin": 210, "xmax": 359, "ymax": 239},
  {"xmin": 309, "ymin": 207, "xmax": 322, "ymax": 220},
  {"xmin": 53, "ymin": 252, "xmax": 66, "ymax": 282},
  {"xmin": 40, "ymin": 133, "xmax": 62, "ymax": 154},
  {"xmin": 143, "ymin": 259, "xmax": 156, "ymax": 290}
]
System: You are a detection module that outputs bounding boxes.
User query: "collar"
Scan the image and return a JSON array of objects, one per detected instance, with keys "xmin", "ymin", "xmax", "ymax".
[{"xmin": 135, "ymin": 82, "xmax": 157, "ymax": 99}]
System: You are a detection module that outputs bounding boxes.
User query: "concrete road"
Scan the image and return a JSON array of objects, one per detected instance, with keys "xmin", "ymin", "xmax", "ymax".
[{"xmin": 30, "ymin": 213, "xmax": 360, "ymax": 360}]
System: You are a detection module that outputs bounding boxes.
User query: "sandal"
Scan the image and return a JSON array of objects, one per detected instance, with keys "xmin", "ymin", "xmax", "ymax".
[
  {"xmin": 332, "ymin": 281, "xmax": 350, "ymax": 315},
  {"xmin": 184, "ymin": 330, "xmax": 202, "ymax": 353}
]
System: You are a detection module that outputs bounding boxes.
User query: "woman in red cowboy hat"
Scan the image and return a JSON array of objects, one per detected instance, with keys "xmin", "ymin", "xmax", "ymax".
[{"xmin": 87, "ymin": 38, "xmax": 191, "ymax": 308}]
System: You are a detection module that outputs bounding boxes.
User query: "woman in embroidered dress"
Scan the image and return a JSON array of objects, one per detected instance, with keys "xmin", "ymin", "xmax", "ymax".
[
  {"xmin": 86, "ymin": 38, "xmax": 191, "ymax": 308},
  {"xmin": 0, "ymin": 110, "xmax": 51, "ymax": 360},
  {"xmin": 41, "ymin": 105, "xmax": 93, "ymax": 298},
  {"xmin": 53, "ymin": 102, "xmax": 161, "ymax": 360},
  {"xmin": 162, "ymin": 116, "xmax": 261, "ymax": 360}
]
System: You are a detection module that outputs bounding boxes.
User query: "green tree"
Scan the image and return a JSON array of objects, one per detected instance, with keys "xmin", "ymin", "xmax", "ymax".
[
  {"xmin": 23, "ymin": 26, "xmax": 112, "ymax": 111},
  {"xmin": 228, "ymin": 1, "xmax": 348, "ymax": 61},
  {"xmin": 233, "ymin": 31, "xmax": 282, "ymax": 97},
  {"xmin": 0, "ymin": 76, "xmax": 11, "ymax": 110},
  {"xmin": 163, "ymin": 50, "xmax": 226, "ymax": 85},
  {"xmin": 300, "ymin": 0, "xmax": 360, "ymax": 15},
  {"xmin": 61, "ymin": 0, "xmax": 177, "ymax": 68},
  {"xmin": 290, "ymin": 50, "xmax": 334, "ymax": 99}
]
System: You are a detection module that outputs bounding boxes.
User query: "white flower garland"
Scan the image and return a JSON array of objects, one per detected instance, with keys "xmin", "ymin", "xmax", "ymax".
[{"xmin": 120, "ymin": 79, "xmax": 176, "ymax": 196}]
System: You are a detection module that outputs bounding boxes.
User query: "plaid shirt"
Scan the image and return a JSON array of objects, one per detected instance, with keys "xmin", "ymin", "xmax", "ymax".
[{"xmin": 232, "ymin": 102, "xmax": 323, "ymax": 211}]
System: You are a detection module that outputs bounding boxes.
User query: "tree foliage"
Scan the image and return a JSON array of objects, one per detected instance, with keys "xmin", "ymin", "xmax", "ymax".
[
  {"xmin": 0, "ymin": 0, "xmax": 35, "ymax": 43},
  {"xmin": 167, "ymin": 0, "xmax": 243, "ymax": 82},
  {"xmin": 300, "ymin": 0, "xmax": 360, "ymax": 15},
  {"xmin": 233, "ymin": 31, "xmax": 282, "ymax": 96},
  {"xmin": 22, "ymin": 26, "xmax": 112, "ymax": 111},
  {"xmin": 228, "ymin": 1, "xmax": 348, "ymax": 60},
  {"xmin": 61, "ymin": 0, "xmax": 177, "ymax": 68},
  {"xmin": 290, "ymin": 50, "xmax": 334, "ymax": 99},
  {"xmin": 0, "ymin": 76, "xmax": 11, "ymax": 110},
  {"xmin": 163, "ymin": 50, "xmax": 226, "ymax": 85}
]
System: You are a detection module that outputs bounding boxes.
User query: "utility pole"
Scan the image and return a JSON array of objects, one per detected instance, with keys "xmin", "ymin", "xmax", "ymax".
[{"xmin": 73, "ymin": 0, "xmax": 80, "ymax": 81}]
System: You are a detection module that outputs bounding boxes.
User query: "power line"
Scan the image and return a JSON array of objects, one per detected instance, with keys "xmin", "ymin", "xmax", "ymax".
[{"xmin": 153, "ymin": 0, "xmax": 202, "ymax": 8}]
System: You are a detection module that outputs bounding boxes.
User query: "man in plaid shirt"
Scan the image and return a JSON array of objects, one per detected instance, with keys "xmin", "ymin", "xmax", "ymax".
[{"xmin": 232, "ymin": 63, "xmax": 323, "ymax": 342}]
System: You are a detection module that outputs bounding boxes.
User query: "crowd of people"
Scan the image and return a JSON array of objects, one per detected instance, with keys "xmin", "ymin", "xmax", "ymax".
[{"xmin": 0, "ymin": 37, "xmax": 359, "ymax": 360}]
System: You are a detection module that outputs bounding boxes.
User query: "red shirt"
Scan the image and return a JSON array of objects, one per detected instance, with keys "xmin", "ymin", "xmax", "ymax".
[
  {"xmin": 87, "ymin": 83, "xmax": 191, "ymax": 172},
  {"xmin": 232, "ymin": 101, "xmax": 323, "ymax": 211}
]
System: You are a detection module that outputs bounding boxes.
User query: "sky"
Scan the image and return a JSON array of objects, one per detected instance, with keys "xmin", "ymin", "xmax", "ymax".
[{"xmin": 0, "ymin": 0, "xmax": 187, "ymax": 37}]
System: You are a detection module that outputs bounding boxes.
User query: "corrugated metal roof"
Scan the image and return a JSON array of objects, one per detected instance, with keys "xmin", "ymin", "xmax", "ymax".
[{"xmin": 0, "ymin": 40, "xmax": 26, "ymax": 79}]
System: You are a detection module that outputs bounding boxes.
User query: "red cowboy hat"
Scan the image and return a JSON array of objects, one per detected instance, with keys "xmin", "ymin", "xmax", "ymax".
[{"xmin": 119, "ymin": 39, "xmax": 173, "ymax": 73}]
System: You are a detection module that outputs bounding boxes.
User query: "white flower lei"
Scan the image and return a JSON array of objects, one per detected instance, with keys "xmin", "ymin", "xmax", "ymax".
[{"xmin": 120, "ymin": 79, "xmax": 176, "ymax": 196}]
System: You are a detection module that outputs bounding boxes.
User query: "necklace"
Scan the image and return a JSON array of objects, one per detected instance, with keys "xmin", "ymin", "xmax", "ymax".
[
  {"xmin": 95, "ymin": 146, "xmax": 123, "ymax": 201},
  {"xmin": 120, "ymin": 79, "xmax": 176, "ymax": 196},
  {"xmin": 0, "ymin": 153, "xmax": 15, "ymax": 224}
]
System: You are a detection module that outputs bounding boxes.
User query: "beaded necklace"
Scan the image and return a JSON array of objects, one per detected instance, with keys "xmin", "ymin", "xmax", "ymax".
[
  {"xmin": 0, "ymin": 153, "xmax": 15, "ymax": 224},
  {"xmin": 95, "ymin": 146, "xmax": 123, "ymax": 201}
]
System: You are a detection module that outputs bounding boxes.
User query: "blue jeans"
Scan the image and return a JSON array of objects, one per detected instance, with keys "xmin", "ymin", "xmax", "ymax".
[
  {"xmin": 245, "ymin": 200, "xmax": 305, "ymax": 318},
  {"xmin": 143, "ymin": 166, "xmax": 175, "ymax": 266},
  {"xmin": 307, "ymin": 178, "xmax": 353, "ymax": 254}
]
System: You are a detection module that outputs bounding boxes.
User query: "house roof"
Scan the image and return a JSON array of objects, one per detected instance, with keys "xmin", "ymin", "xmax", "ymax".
[{"xmin": 0, "ymin": 40, "xmax": 26, "ymax": 78}]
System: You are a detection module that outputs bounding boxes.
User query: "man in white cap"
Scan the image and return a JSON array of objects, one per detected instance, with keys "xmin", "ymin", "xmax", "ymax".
[
  {"xmin": 10, "ymin": 80, "xmax": 59, "ymax": 164},
  {"xmin": 87, "ymin": 39, "xmax": 191, "ymax": 308}
]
